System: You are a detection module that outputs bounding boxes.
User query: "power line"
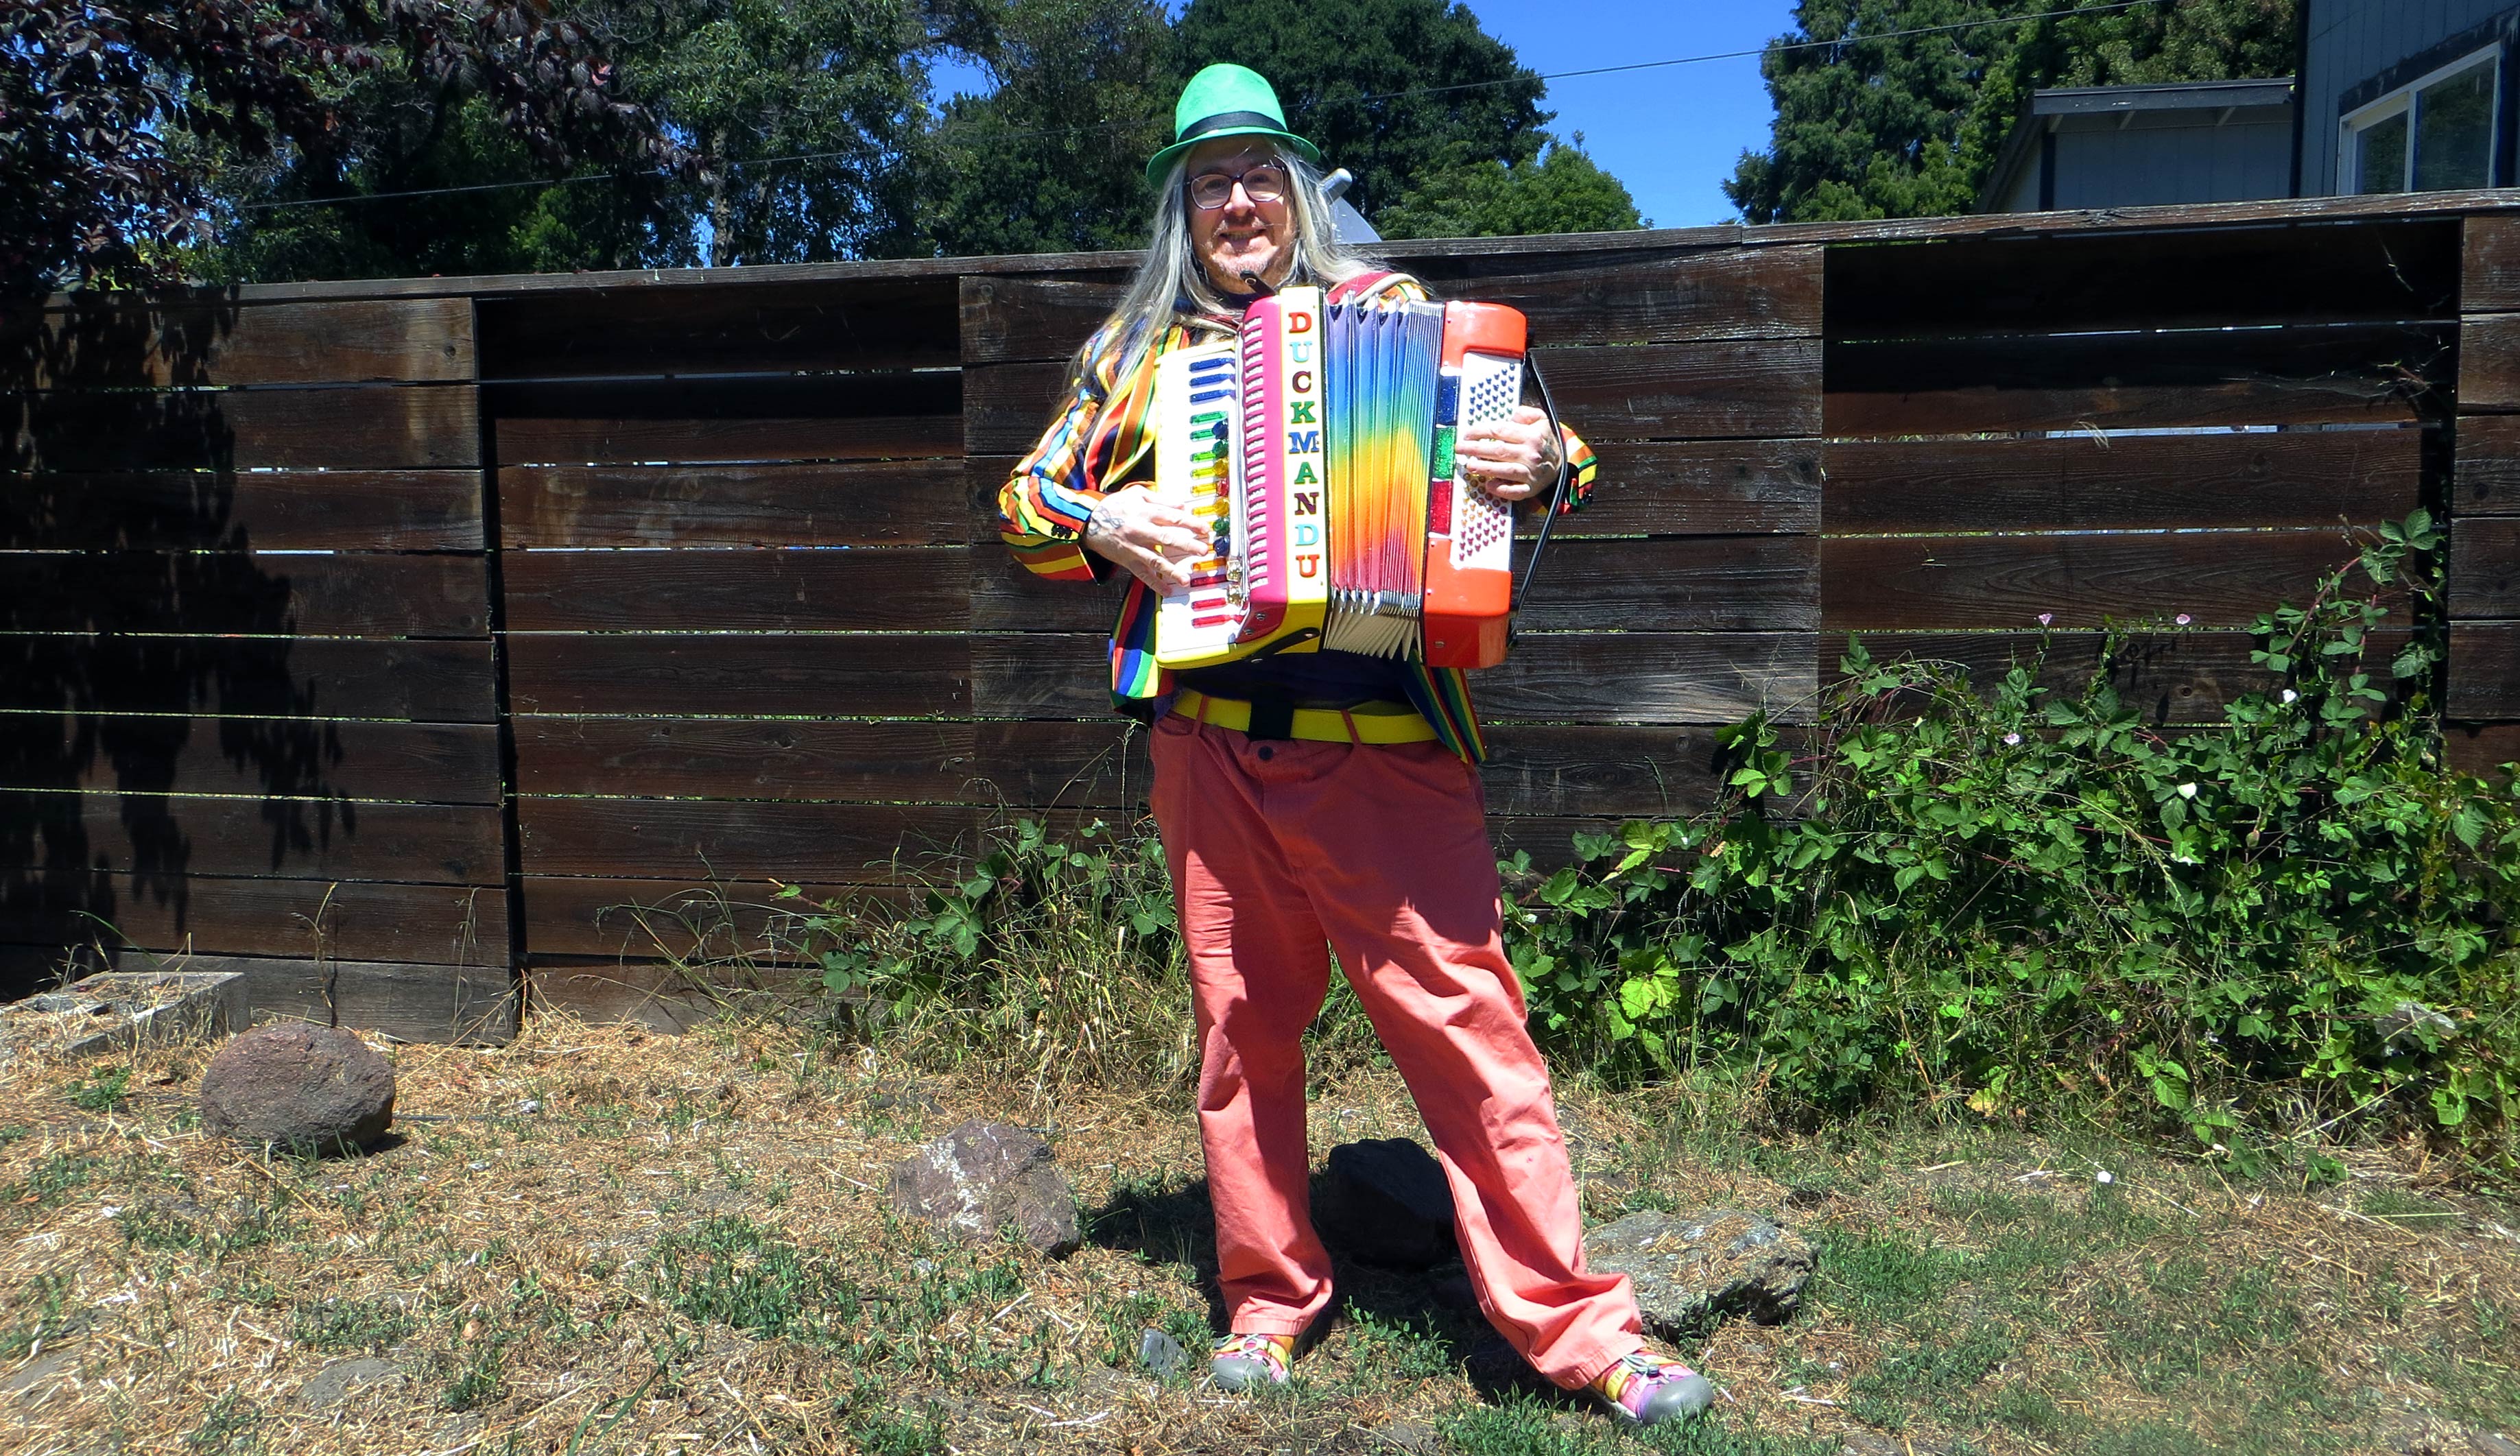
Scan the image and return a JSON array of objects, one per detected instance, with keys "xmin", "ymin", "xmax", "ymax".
[{"xmin": 235, "ymin": 0, "xmax": 2173, "ymax": 214}]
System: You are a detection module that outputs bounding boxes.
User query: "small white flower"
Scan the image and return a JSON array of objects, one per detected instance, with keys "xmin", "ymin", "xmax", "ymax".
[
  {"xmin": 2095, "ymin": 1169, "xmax": 2115, "ymax": 1185},
  {"xmin": 2282, "ymin": 689, "xmax": 2298, "ymax": 704},
  {"xmin": 2004, "ymin": 732, "xmax": 2023, "ymax": 746},
  {"xmin": 2177, "ymin": 783, "xmax": 2198, "ymax": 798},
  {"xmin": 2175, "ymin": 613, "xmax": 2192, "ymax": 625},
  {"xmin": 2037, "ymin": 612, "xmax": 2054, "ymax": 626}
]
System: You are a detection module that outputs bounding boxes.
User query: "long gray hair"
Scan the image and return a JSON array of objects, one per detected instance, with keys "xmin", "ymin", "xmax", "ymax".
[{"xmin": 1081, "ymin": 147, "xmax": 1385, "ymax": 397}]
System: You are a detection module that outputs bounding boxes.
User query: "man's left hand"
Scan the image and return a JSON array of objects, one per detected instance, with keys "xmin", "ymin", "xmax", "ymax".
[{"xmin": 1455, "ymin": 405, "xmax": 1562, "ymax": 503}]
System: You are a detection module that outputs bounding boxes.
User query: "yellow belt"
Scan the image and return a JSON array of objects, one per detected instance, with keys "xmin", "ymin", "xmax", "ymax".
[{"xmin": 1172, "ymin": 688, "xmax": 1437, "ymax": 745}]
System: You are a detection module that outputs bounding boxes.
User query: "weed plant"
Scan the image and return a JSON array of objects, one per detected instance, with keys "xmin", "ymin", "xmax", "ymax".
[
  {"xmin": 776, "ymin": 817, "xmax": 1199, "ymax": 1088},
  {"xmin": 788, "ymin": 516, "xmax": 2517, "ymax": 1177},
  {"xmin": 1509, "ymin": 514, "xmax": 2520, "ymax": 1174}
]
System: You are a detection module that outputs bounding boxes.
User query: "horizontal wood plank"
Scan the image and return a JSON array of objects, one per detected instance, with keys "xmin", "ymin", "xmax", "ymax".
[
  {"xmin": 969, "ymin": 633, "xmax": 1114, "ymax": 719},
  {"xmin": 505, "ymin": 633, "xmax": 969, "ymax": 717},
  {"xmin": 1826, "ymin": 381, "xmax": 2423, "ymax": 436},
  {"xmin": 1406, "ymin": 245, "xmax": 1824, "ymax": 346},
  {"xmin": 0, "ymin": 636, "xmax": 497, "ymax": 721},
  {"xmin": 4, "ymin": 385, "xmax": 480, "ymax": 470},
  {"xmin": 2451, "ymin": 622, "xmax": 2520, "ymax": 718},
  {"xmin": 958, "ymin": 274, "xmax": 1130, "ymax": 365},
  {"xmin": 0, "ymin": 470, "xmax": 483, "ymax": 551},
  {"xmin": 1830, "ymin": 219, "xmax": 2461, "ymax": 335},
  {"xmin": 478, "ymin": 277, "xmax": 959, "ymax": 379},
  {"xmin": 217, "ymin": 955, "xmax": 514, "ymax": 1043},
  {"xmin": 1535, "ymin": 339, "xmax": 1822, "ymax": 442},
  {"xmin": 2456, "ymin": 414, "xmax": 2520, "ymax": 514},
  {"xmin": 963, "ymin": 360, "xmax": 1080, "ymax": 455},
  {"xmin": 1525, "ymin": 440, "xmax": 1820, "ymax": 537},
  {"xmin": 0, "ymin": 716, "xmax": 500, "ymax": 802},
  {"xmin": 1482, "ymin": 631, "xmax": 1818, "ymax": 724},
  {"xmin": 0, "ymin": 551, "xmax": 490, "ymax": 637},
  {"xmin": 971, "ymin": 536, "xmax": 1818, "ymax": 634},
  {"xmin": 488, "ymin": 373, "xmax": 960, "ymax": 466},
  {"xmin": 503, "ymin": 547, "xmax": 969, "ymax": 633},
  {"xmin": 966, "ymin": 630, "xmax": 1818, "ymax": 726},
  {"xmin": 8, "ymin": 298, "xmax": 475, "ymax": 388},
  {"xmin": 2464, "ymin": 214, "xmax": 2520, "ymax": 313},
  {"xmin": 2451, "ymin": 517, "xmax": 2520, "ymax": 617},
  {"xmin": 0, "ymin": 791, "xmax": 502, "ymax": 882},
  {"xmin": 498, "ymin": 461, "xmax": 973, "ymax": 548},
  {"xmin": 521, "ymin": 883, "xmax": 918, "ymax": 968},
  {"xmin": 1822, "ymin": 629, "xmax": 2410, "ymax": 724},
  {"xmin": 0, "ymin": 874, "xmax": 506, "ymax": 966},
  {"xmin": 965, "ymin": 340, "xmax": 1824, "ymax": 454},
  {"xmin": 516, "ymin": 798, "xmax": 981, "ymax": 881},
  {"xmin": 514, "ymin": 718, "xmax": 978, "ymax": 801},
  {"xmin": 1824, "ymin": 431, "xmax": 2424, "ymax": 535},
  {"xmin": 1519, "ymin": 537, "xmax": 1818, "ymax": 630},
  {"xmin": 957, "ymin": 249, "xmax": 1824, "ymax": 365},
  {"xmin": 1822, "ymin": 531, "xmax": 2380, "ymax": 631}
]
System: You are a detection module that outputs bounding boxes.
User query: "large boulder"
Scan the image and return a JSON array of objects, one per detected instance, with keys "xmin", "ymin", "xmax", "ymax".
[
  {"xmin": 1322, "ymin": 1138, "xmax": 1458, "ymax": 1269},
  {"xmin": 885, "ymin": 1121, "xmax": 1080, "ymax": 1256},
  {"xmin": 1583, "ymin": 1208, "xmax": 1815, "ymax": 1333},
  {"xmin": 198, "ymin": 1023, "xmax": 395, "ymax": 1152}
]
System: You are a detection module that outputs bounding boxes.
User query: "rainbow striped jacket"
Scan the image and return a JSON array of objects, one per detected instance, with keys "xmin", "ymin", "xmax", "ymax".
[{"xmin": 992, "ymin": 271, "xmax": 1599, "ymax": 764}]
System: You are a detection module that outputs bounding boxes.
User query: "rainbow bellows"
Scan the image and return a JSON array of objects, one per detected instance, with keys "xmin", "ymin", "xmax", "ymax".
[{"xmin": 1150, "ymin": 285, "xmax": 1528, "ymax": 669}]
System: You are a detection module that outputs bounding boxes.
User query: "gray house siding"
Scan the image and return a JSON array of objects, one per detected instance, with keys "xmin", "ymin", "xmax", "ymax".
[
  {"xmin": 2302, "ymin": 0, "xmax": 2520, "ymax": 195},
  {"xmin": 2047, "ymin": 115, "xmax": 2296, "ymax": 208}
]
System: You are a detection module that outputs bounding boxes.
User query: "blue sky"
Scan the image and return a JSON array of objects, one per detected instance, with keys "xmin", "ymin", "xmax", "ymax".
[
  {"xmin": 1453, "ymin": 1, "xmax": 1802, "ymax": 228},
  {"xmin": 934, "ymin": 2, "xmax": 1803, "ymax": 230}
]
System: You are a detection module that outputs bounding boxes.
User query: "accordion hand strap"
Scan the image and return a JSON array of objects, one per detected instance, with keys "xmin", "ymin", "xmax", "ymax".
[{"xmin": 1510, "ymin": 349, "xmax": 1573, "ymax": 649}]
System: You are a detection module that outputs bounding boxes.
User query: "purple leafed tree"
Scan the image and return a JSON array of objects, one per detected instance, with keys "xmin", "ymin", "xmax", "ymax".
[{"xmin": 0, "ymin": 1, "xmax": 683, "ymax": 297}]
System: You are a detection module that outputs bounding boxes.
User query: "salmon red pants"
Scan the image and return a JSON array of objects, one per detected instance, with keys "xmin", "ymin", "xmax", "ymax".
[{"xmin": 1148, "ymin": 712, "xmax": 1645, "ymax": 1389}]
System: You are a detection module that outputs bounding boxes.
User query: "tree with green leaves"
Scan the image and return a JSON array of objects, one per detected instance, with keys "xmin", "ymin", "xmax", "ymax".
[
  {"xmin": 923, "ymin": 0, "xmax": 1178, "ymax": 257},
  {"xmin": 211, "ymin": 0, "xmax": 971, "ymax": 281},
  {"xmin": 3, "ymin": 0, "xmax": 672, "ymax": 295},
  {"xmin": 1725, "ymin": 0, "xmax": 2298, "ymax": 224},
  {"xmin": 1377, "ymin": 135, "xmax": 1645, "ymax": 239},
  {"xmin": 1168, "ymin": 0, "xmax": 1551, "ymax": 223}
]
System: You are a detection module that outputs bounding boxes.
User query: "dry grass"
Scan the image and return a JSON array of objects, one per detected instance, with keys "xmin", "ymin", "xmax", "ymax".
[{"xmin": 2, "ymin": 1007, "xmax": 2516, "ymax": 1456}]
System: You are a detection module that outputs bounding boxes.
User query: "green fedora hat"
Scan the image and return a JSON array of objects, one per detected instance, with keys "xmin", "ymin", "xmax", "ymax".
[{"xmin": 1146, "ymin": 63, "xmax": 1321, "ymax": 186}]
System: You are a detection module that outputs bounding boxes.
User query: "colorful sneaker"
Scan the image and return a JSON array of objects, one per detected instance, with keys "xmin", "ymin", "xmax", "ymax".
[
  {"xmin": 1588, "ymin": 1347, "xmax": 1714, "ymax": 1426},
  {"xmin": 1209, "ymin": 1331, "xmax": 1295, "ymax": 1392}
]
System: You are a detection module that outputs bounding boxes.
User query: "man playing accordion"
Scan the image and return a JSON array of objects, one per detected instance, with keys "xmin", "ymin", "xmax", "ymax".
[{"xmin": 993, "ymin": 62, "xmax": 1712, "ymax": 1429}]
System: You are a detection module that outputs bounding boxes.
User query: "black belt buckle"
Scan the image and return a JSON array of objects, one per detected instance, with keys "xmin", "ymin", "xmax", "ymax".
[{"xmin": 1245, "ymin": 691, "xmax": 1296, "ymax": 742}]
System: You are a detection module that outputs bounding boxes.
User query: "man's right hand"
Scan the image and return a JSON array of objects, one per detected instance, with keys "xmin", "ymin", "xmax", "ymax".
[{"xmin": 1084, "ymin": 488, "xmax": 1213, "ymax": 592}]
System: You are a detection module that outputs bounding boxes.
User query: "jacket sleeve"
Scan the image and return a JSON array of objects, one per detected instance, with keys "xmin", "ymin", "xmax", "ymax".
[{"xmin": 996, "ymin": 324, "xmax": 1121, "ymax": 583}]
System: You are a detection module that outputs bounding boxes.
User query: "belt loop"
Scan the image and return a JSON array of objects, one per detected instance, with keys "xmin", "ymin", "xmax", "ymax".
[
  {"xmin": 1338, "ymin": 708, "xmax": 1362, "ymax": 745},
  {"xmin": 1193, "ymin": 691, "xmax": 1213, "ymax": 726}
]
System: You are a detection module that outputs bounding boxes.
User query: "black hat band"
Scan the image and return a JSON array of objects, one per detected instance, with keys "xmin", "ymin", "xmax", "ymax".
[{"xmin": 1177, "ymin": 110, "xmax": 1288, "ymax": 145}]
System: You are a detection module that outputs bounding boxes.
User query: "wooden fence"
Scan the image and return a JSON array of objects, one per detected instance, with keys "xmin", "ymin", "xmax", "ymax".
[{"xmin": 5, "ymin": 191, "xmax": 2515, "ymax": 1038}]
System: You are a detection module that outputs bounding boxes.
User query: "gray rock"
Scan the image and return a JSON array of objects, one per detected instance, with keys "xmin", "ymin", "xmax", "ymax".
[
  {"xmin": 884, "ymin": 1121, "xmax": 1080, "ymax": 1256},
  {"xmin": 3, "ymin": 1349, "xmax": 78, "ymax": 1405},
  {"xmin": 1137, "ymin": 1327, "xmax": 1187, "ymax": 1379},
  {"xmin": 1371, "ymin": 1420, "xmax": 1440, "ymax": 1453},
  {"xmin": 2472, "ymin": 1431, "xmax": 2520, "ymax": 1456},
  {"xmin": 198, "ymin": 1024, "xmax": 395, "ymax": 1152},
  {"xmin": 295, "ymin": 1357, "xmax": 401, "ymax": 1409},
  {"xmin": 1583, "ymin": 1208, "xmax": 1816, "ymax": 1333},
  {"xmin": 1323, "ymin": 1138, "xmax": 1457, "ymax": 1269}
]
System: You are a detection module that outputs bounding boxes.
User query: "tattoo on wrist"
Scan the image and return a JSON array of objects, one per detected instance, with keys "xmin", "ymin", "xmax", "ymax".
[{"xmin": 1086, "ymin": 499, "xmax": 1126, "ymax": 540}]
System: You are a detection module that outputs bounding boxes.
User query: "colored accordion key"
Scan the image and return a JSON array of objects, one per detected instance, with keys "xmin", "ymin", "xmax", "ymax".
[{"xmin": 1148, "ymin": 285, "xmax": 1528, "ymax": 671}]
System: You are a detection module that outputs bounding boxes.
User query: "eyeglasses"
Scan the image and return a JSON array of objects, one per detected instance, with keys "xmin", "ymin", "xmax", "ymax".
[{"xmin": 1187, "ymin": 163, "xmax": 1290, "ymax": 209}]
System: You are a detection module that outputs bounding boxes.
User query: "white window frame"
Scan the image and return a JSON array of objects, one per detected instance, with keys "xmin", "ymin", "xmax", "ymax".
[{"xmin": 2340, "ymin": 43, "xmax": 2504, "ymax": 195}]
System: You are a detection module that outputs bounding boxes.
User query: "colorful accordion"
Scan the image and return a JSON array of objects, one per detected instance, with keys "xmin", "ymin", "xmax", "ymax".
[{"xmin": 1150, "ymin": 285, "xmax": 1530, "ymax": 670}]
